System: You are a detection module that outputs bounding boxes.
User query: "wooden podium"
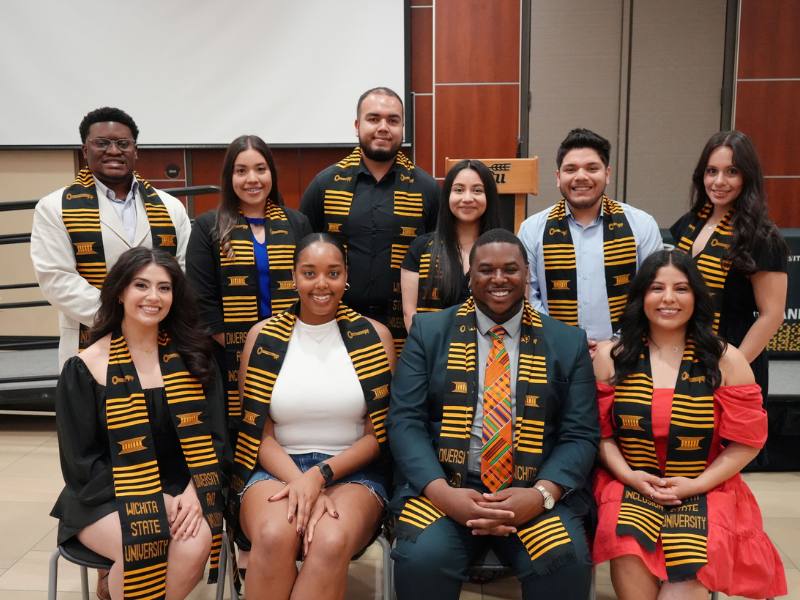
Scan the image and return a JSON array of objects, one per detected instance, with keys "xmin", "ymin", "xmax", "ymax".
[{"xmin": 444, "ymin": 157, "xmax": 539, "ymax": 232}]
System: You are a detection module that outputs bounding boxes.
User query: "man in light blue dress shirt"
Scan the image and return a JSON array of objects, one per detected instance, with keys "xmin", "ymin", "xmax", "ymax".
[{"xmin": 517, "ymin": 129, "xmax": 662, "ymax": 353}]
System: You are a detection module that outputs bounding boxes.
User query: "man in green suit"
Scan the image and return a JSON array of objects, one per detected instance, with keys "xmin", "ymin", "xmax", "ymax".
[{"xmin": 388, "ymin": 228, "xmax": 598, "ymax": 599}]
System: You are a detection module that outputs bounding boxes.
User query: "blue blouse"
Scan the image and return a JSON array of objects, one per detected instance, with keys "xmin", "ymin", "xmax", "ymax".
[{"xmin": 245, "ymin": 217, "xmax": 272, "ymax": 319}]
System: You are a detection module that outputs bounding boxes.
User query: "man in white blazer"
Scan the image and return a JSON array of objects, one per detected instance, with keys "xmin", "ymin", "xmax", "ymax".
[{"xmin": 30, "ymin": 107, "xmax": 191, "ymax": 368}]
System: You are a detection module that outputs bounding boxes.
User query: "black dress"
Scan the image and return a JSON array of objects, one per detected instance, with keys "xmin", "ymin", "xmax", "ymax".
[
  {"xmin": 670, "ymin": 213, "xmax": 788, "ymax": 397},
  {"xmin": 50, "ymin": 357, "xmax": 229, "ymax": 544},
  {"xmin": 402, "ymin": 232, "xmax": 470, "ymax": 310}
]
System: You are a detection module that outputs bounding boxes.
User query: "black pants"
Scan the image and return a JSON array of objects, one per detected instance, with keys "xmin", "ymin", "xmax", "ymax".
[{"xmin": 392, "ymin": 512, "xmax": 591, "ymax": 600}]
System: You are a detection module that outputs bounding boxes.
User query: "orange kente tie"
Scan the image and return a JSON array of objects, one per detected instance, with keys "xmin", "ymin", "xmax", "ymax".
[{"xmin": 481, "ymin": 325, "xmax": 513, "ymax": 492}]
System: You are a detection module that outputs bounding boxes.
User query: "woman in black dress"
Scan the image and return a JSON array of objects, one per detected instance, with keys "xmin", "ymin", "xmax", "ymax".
[
  {"xmin": 670, "ymin": 130, "xmax": 788, "ymax": 398},
  {"xmin": 51, "ymin": 248, "xmax": 228, "ymax": 600},
  {"xmin": 186, "ymin": 135, "xmax": 311, "ymax": 427},
  {"xmin": 400, "ymin": 159, "xmax": 500, "ymax": 330}
]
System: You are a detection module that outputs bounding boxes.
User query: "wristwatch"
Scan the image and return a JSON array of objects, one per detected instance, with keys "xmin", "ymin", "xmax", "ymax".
[
  {"xmin": 315, "ymin": 462, "xmax": 334, "ymax": 486},
  {"xmin": 534, "ymin": 484, "xmax": 555, "ymax": 510}
]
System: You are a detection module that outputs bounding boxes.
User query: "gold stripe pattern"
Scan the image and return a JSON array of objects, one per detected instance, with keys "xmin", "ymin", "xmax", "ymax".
[
  {"xmin": 441, "ymin": 405, "xmax": 473, "ymax": 439},
  {"xmin": 398, "ymin": 496, "xmax": 444, "ymax": 531},
  {"xmin": 517, "ymin": 515, "xmax": 571, "ymax": 561}
]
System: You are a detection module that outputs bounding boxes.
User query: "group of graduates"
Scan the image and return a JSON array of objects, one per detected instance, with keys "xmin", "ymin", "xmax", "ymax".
[{"xmin": 30, "ymin": 87, "xmax": 789, "ymax": 600}]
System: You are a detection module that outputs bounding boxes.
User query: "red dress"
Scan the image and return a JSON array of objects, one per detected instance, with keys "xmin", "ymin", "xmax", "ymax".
[{"xmin": 592, "ymin": 383, "xmax": 786, "ymax": 597}]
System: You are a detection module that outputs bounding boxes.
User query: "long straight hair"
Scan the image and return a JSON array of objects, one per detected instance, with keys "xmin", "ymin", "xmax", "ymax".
[
  {"xmin": 690, "ymin": 130, "xmax": 787, "ymax": 273},
  {"xmin": 422, "ymin": 160, "xmax": 501, "ymax": 305},
  {"xmin": 216, "ymin": 135, "xmax": 284, "ymax": 258},
  {"xmin": 89, "ymin": 247, "xmax": 212, "ymax": 384},
  {"xmin": 612, "ymin": 249, "xmax": 725, "ymax": 388}
]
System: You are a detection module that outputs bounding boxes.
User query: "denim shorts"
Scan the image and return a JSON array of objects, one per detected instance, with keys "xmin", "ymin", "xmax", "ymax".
[{"xmin": 241, "ymin": 451, "xmax": 388, "ymax": 505}]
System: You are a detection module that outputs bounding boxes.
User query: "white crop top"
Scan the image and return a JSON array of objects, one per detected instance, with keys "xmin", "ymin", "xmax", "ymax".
[{"xmin": 269, "ymin": 318, "xmax": 366, "ymax": 455}]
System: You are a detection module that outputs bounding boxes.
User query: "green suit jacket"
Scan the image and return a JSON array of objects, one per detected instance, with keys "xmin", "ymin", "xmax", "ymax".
[{"xmin": 387, "ymin": 301, "xmax": 599, "ymax": 513}]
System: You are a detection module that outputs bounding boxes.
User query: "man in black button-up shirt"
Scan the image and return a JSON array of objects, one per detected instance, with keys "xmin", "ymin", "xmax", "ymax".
[{"xmin": 300, "ymin": 87, "xmax": 439, "ymax": 347}]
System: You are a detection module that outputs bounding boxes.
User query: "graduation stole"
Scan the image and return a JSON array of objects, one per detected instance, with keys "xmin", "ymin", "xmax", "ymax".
[
  {"xmin": 218, "ymin": 204, "xmax": 298, "ymax": 423},
  {"xmin": 435, "ymin": 298, "xmax": 551, "ymax": 488},
  {"xmin": 226, "ymin": 302, "xmax": 392, "ymax": 535},
  {"xmin": 397, "ymin": 298, "xmax": 575, "ymax": 566},
  {"xmin": 321, "ymin": 147, "xmax": 426, "ymax": 352},
  {"xmin": 62, "ymin": 167, "xmax": 177, "ymax": 350},
  {"xmin": 675, "ymin": 203, "xmax": 734, "ymax": 333},
  {"xmin": 105, "ymin": 331, "xmax": 224, "ymax": 598},
  {"xmin": 541, "ymin": 196, "xmax": 636, "ymax": 328},
  {"xmin": 613, "ymin": 340, "xmax": 714, "ymax": 582},
  {"xmin": 416, "ymin": 236, "xmax": 449, "ymax": 313}
]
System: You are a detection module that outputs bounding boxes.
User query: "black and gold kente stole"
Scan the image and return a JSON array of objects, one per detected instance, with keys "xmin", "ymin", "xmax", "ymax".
[
  {"xmin": 396, "ymin": 299, "xmax": 575, "ymax": 566},
  {"xmin": 416, "ymin": 236, "xmax": 447, "ymax": 313},
  {"xmin": 542, "ymin": 196, "xmax": 636, "ymax": 329},
  {"xmin": 226, "ymin": 302, "xmax": 391, "ymax": 536},
  {"xmin": 219, "ymin": 204, "xmax": 298, "ymax": 424},
  {"xmin": 106, "ymin": 331, "xmax": 224, "ymax": 597},
  {"xmin": 321, "ymin": 147, "xmax": 426, "ymax": 353},
  {"xmin": 675, "ymin": 203, "xmax": 734, "ymax": 333},
  {"xmin": 613, "ymin": 340, "xmax": 714, "ymax": 581},
  {"xmin": 62, "ymin": 168, "xmax": 178, "ymax": 350}
]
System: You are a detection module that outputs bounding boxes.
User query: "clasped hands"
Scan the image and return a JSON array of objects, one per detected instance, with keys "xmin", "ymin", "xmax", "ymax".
[
  {"xmin": 625, "ymin": 470, "xmax": 702, "ymax": 506},
  {"xmin": 269, "ymin": 468, "xmax": 340, "ymax": 554},
  {"xmin": 438, "ymin": 486, "xmax": 545, "ymax": 537}
]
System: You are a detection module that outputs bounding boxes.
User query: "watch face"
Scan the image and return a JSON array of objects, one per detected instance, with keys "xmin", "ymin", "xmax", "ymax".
[
  {"xmin": 319, "ymin": 462, "xmax": 334, "ymax": 484},
  {"xmin": 543, "ymin": 496, "xmax": 555, "ymax": 510}
]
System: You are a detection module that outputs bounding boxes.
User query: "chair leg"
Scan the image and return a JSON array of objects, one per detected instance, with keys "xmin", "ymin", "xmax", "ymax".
[
  {"xmin": 375, "ymin": 536, "xmax": 392, "ymax": 600},
  {"xmin": 709, "ymin": 593, "xmax": 718, "ymax": 599},
  {"xmin": 79, "ymin": 566, "xmax": 89, "ymax": 600},
  {"xmin": 228, "ymin": 541, "xmax": 240, "ymax": 600},
  {"xmin": 589, "ymin": 565, "xmax": 596, "ymax": 600},
  {"xmin": 216, "ymin": 532, "xmax": 228, "ymax": 600},
  {"xmin": 47, "ymin": 548, "xmax": 60, "ymax": 600}
]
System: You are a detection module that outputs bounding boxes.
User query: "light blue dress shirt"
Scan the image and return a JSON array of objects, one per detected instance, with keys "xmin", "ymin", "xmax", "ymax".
[
  {"xmin": 94, "ymin": 178, "xmax": 139, "ymax": 244},
  {"xmin": 517, "ymin": 200, "xmax": 663, "ymax": 341}
]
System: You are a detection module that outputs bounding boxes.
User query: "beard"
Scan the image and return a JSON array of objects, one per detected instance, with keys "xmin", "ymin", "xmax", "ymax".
[
  {"xmin": 559, "ymin": 183, "xmax": 605, "ymax": 211},
  {"xmin": 359, "ymin": 138, "xmax": 400, "ymax": 163}
]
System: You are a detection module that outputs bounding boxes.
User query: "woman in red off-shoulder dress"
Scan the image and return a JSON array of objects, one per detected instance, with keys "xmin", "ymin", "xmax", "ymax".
[{"xmin": 591, "ymin": 249, "xmax": 785, "ymax": 600}]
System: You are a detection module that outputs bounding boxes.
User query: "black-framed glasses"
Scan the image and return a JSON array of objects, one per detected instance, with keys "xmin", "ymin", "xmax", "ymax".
[{"xmin": 88, "ymin": 137, "xmax": 135, "ymax": 151}]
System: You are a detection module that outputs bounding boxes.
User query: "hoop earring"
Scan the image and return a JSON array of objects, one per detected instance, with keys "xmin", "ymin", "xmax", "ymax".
[
  {"xmin": 291, "ymin": 280, "xmax": 297, "ymax": 290},
  {"xmin": 345, "ymin": 282, "xmax": 351, "ymax": 291}
]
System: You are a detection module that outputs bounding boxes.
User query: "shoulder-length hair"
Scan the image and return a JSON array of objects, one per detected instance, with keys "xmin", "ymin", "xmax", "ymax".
[
  {"xmin": 89, "ymin": 247, "xmax": 212, "ymax": 384},
  {"xmin": 690, "ymin": 130, "xmax": 787, "ymax": 273},
  {"xmin": 216, "ymin": 134, "xmax": 284, "ymax": 258},
  {"xmin": 612, "ymin": 249, "xmax": 725, "ymax": 388},
  {"xmin": 422, "ymin": 160, "xmax": 501, "ymax": 306}
]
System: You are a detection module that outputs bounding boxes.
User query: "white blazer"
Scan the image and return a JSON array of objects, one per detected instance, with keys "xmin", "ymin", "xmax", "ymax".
[{"xmin": 30, "ymin": 183, "xmax": 192, "ymax": 368}]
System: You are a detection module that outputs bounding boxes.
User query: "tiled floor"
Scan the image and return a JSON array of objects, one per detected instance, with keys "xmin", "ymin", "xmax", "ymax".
[{"xmin": 0, "ymin": 414, "xmax": 796, "ymax": 599}]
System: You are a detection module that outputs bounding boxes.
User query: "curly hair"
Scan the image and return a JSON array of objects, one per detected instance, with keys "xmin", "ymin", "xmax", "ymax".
[
  {"xmin": 89, "ymin": 248, "xmax": 212, "ymax": 384},
  {"xmin": 611, "ymin": 249, "xmax": 725, "ymax": 388},
  {"xmin": 79, "ymin": 107, "xmax": 139, "ymax": 142},
  {"xmin": 690, "ymin": 130, "xmax": 788, "ymax": 274},
  {"xmin": 422, "ymin": 160, "xmax": 501, "ymax": 306}
]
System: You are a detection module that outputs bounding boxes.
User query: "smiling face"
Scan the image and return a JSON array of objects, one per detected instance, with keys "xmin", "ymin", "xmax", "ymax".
[
  {"xmin": 294, "ymin": 241, "xmax": 348, "ymax": 325},
  {"xmin": 556, "ymin": 147, "xmax": 610, "ymax": 212},
  {"xmin": 83, "ymin": 121, "xmax": 137, "ymax": 189},
  {"xmin": 119, "ymin": 262, "xmax": 173, "ymax": 329},
  {"xmin": 703, "ymin": 146, "xmax": 743, "ymax": 212},
  {"xmin": 470, "ymin": 241, "xmax": 527, "ymax": 323},
  {"xmin": 232, "ymin": 147, "xmax": 273, "ymax": 214},
  {"xmin": 355, "ymin": 92, "xmax": 404, "ymax": 162},
  {"xmin": 643, "ymin": 264, "xmax": 694, "ymax": 333},
  {"xmin": 449, "ymin": 168, "xmax": 487, "ymax": 225}
]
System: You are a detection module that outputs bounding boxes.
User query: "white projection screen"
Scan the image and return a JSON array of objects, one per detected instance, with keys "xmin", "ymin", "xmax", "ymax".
[{"xmin": 0, "ymin": 1, "xmax": 406, "ymax": 147}]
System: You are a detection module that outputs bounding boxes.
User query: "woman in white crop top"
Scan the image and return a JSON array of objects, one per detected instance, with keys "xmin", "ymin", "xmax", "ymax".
[{"xmin": 235, "ymin": 233, "xmax": 396, "ymax": 600}]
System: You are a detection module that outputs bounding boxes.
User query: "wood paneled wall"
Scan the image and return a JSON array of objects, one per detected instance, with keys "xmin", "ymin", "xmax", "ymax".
[
  {"xmin": 411, "ymin": 0, "xmax": 523, "ymax": 178},
  {"xmin": 735, "ymin": 0, "xmax": 800, "ymax": 227}
]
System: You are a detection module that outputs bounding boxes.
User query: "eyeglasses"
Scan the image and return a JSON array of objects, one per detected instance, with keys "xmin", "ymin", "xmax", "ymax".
[{"xmin": 88, "ymin": 138, "xmax": 135, "ymax": 151}]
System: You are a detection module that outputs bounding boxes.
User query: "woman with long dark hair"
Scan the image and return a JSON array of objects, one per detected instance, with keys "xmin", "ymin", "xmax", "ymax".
[
  {"xmin": 400, "ymin": 159, "xmax": 500, "ymax": 330},
  {"xmin": 227, "ymin": 233, "xmax": 395, "ymax": 600},
  {"xmin": 187, "ymin": 135, "xmax": 311, "ymax": 427},
  {"xmin": 591, "ymin": 250, "xmax": 785, "ymax": 599},
  {"xmin": 670, "ymin": 130, "xmax": 788, "ymax": 398},
  {"xmin": 51, "ymin": 247, "xmax": 229, "ymax": 600}
]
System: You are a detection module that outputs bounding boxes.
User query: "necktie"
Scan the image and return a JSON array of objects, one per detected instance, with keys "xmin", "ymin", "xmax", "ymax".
[{"xmin": 481, "ymin": 325, "xmax": 513, "ymax": 491}]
